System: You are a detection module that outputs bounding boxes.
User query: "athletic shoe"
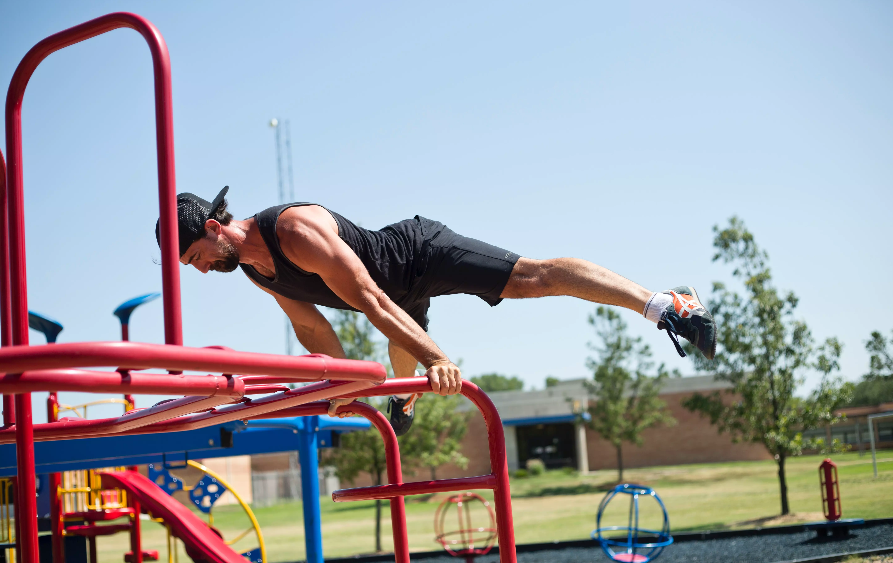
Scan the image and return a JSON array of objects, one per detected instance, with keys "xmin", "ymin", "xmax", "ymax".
[
  {"xmin": 654, "ymin": 286, "xmax": 717, "ymax": 360},
  {"xmin": 387, "ymin": 394, "xmax": 419, "ymax": 437}
]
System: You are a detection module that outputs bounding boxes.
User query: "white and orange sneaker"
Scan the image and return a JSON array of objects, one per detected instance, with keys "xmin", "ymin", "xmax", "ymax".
[{"xmin": 645, "ymin": 286, "xmax": 717, "ymax": 360}]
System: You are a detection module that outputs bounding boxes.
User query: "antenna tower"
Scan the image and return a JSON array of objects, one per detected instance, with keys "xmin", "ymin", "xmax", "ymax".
[{"xmin": 269, "ymin": 118, "xmax": 296, "ymax": 354}]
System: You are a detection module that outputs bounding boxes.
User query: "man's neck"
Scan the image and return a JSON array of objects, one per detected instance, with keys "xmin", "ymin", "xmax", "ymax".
[{"xmin": 229, "ymin": 218, "xmax": 274, "ymax": 272}]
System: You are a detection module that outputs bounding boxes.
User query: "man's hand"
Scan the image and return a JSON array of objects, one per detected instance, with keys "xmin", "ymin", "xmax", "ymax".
[
  {"xmin": 425, "ymin": 360, "xmax": 462, "ymax": 396},
  {"xmin": 327, "ymin": 397, "xmax": 355, "ymax": 418}
]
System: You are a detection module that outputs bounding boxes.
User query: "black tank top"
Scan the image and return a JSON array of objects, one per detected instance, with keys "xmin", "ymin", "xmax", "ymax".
[{"xmin": 240, "ymin": 203, "xmax": 443, "ymax": 311}]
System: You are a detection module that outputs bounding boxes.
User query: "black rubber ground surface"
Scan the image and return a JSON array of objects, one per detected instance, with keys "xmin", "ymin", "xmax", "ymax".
[{"xmin": 412, "ymin": 523, "xmax": 893, "ymax": 563}]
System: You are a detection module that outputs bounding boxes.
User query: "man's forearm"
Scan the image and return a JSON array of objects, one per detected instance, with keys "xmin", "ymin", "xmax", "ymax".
[
  {"xmin": 364, "ymin": 294, "xmax": 448, "ymax": 369},
  {"xmin": 294, "ymin": 323, "xmax": 346, "ymax": 358}
]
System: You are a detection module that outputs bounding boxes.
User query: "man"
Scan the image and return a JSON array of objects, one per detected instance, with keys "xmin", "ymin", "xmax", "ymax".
[{"xmin": 156, "ymin": 187, "xmax": 716, "ymax": 435}]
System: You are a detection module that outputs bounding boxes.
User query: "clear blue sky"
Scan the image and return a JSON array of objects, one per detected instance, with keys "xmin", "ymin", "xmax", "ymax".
[{"xmin": 2, "ymin": 1, "xmax": 891, "ymax": 423}]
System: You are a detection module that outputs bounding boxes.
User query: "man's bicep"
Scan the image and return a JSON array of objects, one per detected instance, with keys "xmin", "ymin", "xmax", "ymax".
[{"xmin": 279, "ymin": 219, "xmax": 385, "ymax": 312}]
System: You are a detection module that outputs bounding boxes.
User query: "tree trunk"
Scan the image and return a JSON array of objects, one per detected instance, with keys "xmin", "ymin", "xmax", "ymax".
[
  {"xmin": 616, "ymin": 444, "xmax": 624, "ymax": 482},
  {"xmin": 777, "ymin": 453, "xmax": 790, "ymax": 516},
  {"xmin": 374, "ymin": 470, "xmax": 382, "ymax": 552},
  {"xmin": 431, "ymin": 466, "xmax": 437, "ymax": 481}
]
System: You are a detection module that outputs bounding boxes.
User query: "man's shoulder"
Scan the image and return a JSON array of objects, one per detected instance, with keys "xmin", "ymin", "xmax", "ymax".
[{"xmin": 277, "ymin": 204, "xmax": 338, "ymax": 235}]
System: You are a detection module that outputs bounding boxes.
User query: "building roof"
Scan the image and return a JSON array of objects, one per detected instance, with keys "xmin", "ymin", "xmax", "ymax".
[{"xmin": 461, "ymin": 375, "xmax": 731, "ymax": 425}]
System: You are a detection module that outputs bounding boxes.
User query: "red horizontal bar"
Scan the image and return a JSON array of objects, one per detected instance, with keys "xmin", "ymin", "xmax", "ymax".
[
  {"xmin": 243, "ymin": 384, "xmax": 290, "ymax": 395},
  {"xmin": 0, "ymin": 343, "xmax": 386, "ymax": 382},
  {"xmin": 0, "ymin": 369, "xmax": 244, "ymax": 396},
  {"xmin": 65, "ymin": 523, "xmax": 132, "ymax": 537},
  {"xmin": 332, "ymin": 475, "xmax": 497, "ymax": 502},
  {"xmin": 0, "ymin": 379, "xmax": 374, "ymax": 443},
  {"xmin": 0, "ymin": 394, "xmax": 238, "ymax": 445}
]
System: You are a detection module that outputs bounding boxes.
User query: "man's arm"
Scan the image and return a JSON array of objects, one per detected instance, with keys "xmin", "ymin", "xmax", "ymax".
[
  {"xmin": 248, "ymin": 277, "xmax": 345, "ymax": 358},
  {"xmin": 275, "ymin": 206, "xmax": 461, "ymax": 396}
]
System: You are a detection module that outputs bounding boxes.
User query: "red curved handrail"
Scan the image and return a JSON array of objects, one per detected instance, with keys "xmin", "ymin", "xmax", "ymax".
[{"xmin": 4, "ymin": 12, "xmax": 181, "ymax": 347}]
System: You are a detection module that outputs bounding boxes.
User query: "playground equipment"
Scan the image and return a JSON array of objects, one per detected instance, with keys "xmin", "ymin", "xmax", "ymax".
[
  {"xmin": 592, "ymin": 484, "xmax": 673, "ymax": 563},
  {"xmin": 804, "ymin": 458, "xmax": 865, "ymax": 538},
  {"xmin": 434, "ymin": 492, "xmax": 497, "ymax": 563},
  {"xmin": 819, "ymin": 458, "xmax": 841, "ymax": 522},
  {"xmin": 147, "ymin": 461, "xmax": 265, "ymax": 563},
  {"xmin": 0, "ymin": 13, "xmax": 517, "ymax": 563}
]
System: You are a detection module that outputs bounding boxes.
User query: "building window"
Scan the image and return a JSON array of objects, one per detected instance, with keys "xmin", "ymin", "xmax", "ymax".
[{"xmin": 515, "ymin": 423, "xmax": 577, "ymax": 469}]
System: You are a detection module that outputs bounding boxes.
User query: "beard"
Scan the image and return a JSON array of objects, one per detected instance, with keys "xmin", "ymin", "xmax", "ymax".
[{"xmin": 209, "ymin": 239, "xmax": 240, "ymax": 273}]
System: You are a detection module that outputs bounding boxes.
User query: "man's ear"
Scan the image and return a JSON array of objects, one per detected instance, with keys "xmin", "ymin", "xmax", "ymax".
[{"xmin": 204, "ymin": 219, "xmax": 222, "ymax": 237}]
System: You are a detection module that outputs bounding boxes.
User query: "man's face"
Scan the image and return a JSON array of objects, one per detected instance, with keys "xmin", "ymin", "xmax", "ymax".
[{"xmin": 181, "ymin": 232, "xmax": 240, "ymax": 274}]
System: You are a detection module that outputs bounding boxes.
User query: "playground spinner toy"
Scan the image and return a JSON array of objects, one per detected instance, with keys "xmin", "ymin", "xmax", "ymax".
[
  {"xmin": 434, "ymin": 492, "xmax": 497, "ymax": 563},
  {"xmin": 0, "ymin": 12, "xmax": 517, "ymax": 563},
  {"xmin": 592, "ymin": 484, "xmax": 673, "ymax": 563}
]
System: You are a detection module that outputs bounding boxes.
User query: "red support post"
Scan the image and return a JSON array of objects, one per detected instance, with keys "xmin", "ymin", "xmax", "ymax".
[
  {"xmin": 47, "ymin": 393, "xmax": 65, "ymax": 563},
  {"xmin": 129, "ymin": 498, "xmax": 143, "ymax": 563},
  {"xmin": 819, "ymin": 459, "xmax": 841, "ymax": 521}
]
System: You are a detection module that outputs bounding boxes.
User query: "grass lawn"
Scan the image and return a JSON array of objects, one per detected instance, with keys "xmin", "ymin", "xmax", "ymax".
[{"xmin": 95, "ymin": 452, "xmax": 893, "ymax": 562}]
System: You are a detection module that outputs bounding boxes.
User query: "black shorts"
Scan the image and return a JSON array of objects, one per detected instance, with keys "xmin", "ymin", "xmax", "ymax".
[{"xmin": 401, "ymin": 224, "xmax": 520, "ymax": 331}]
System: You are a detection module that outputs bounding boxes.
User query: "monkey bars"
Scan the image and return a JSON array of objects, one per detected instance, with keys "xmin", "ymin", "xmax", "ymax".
[{"xmin": 1, "ymin": 12, "xmax": 517, "ymax": 563}]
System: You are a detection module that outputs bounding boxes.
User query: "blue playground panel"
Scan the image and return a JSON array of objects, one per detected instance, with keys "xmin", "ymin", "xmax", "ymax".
[{"xmin": 0, "ymin": 414, "xmax": 369, "ymax": 563}]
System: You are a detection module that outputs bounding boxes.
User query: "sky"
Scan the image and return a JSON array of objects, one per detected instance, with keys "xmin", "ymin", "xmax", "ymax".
[{"xmin": 1, "ymin": 1, "xmax": 891, "ymax": 424}]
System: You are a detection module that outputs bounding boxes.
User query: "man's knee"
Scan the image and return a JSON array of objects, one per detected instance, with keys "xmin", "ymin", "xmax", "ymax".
[{"xmin": 503, "ymin": 258, "xmax": 556, "ymax": 298}]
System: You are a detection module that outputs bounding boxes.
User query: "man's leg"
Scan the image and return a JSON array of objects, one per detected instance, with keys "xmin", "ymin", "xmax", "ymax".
[
  {"xmin": 387, "ymin": 341, "xmax": 424, "ymax": 436},
  {"xmin": 389, "ymin": 341, "xmax": 420, "ymax": 379},
  {"xmin": 500, "ymin": 258, "xmax": 652, "ymax": 311},
  {"xmin": 499, "ymin": 258, "xmax": 716, "ymax": 359}
]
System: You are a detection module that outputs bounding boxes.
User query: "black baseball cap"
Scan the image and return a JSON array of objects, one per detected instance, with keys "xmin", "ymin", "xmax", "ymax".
[{"xmin": 155, "ymin": 186, "xmax": 229, "ymax": 257}]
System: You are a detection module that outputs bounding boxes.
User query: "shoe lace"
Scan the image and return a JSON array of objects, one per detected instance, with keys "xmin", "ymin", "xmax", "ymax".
[{"xmin": 658, "ymin": 311, "xmax": 687, "ymax": 358}]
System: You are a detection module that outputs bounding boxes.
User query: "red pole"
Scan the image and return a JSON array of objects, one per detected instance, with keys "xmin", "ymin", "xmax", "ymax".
[
  {"xmin": 0, "ymin": 149, "xmax": 12, "ymax": 427},
  {"xmin": 819, "ymin": 459, "xmax": 841, "ymax": 521},
  {"xmin": 47, "ymin": 393, "xmax": 65, "ymax": 563},
  {"xmin": 5, "ymin": 15, "xmax": 181, "ymax": 561},
  {"xmin": 337, "ymin": 402, "xmax": 409, "ymax": 563},
  {"xmin": 129, "ymin": 498, "xmax": 143, "ymax": 563}
]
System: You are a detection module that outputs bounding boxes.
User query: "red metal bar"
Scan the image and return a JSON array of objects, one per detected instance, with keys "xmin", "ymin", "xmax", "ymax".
[
  {"xmin": 251, "ymin": 401, "xmax": 410, "ymax": 563},
  {"xmin": 47, "ymin": 393, "xmax": 64, "ymax": 563},
  {"xmin": 0, "ymin": 379, "xmax": 374, "ymax": 443},
  {"xmin": 331, "ymin": 378, "xmax": 517, "ymax": 562},
  {"xmin": 0, "ymin": 343, "xmax": 386, "ymax": 382},
  {"xmin": 0, "ymin": 394, "xmax": 240, "ymax": 445},
  {"xmin": 130, "ymin": 498, "xmax": 143, "ymax": 563},
  {"xmin": 332, "ymin": 475, "xmax": 498, "ymax": 502},
  {"xmin": 0, "ymin": 149, "xmax": 11, "ymax": 426},
  {"xmin": 5, "ymin": 15, "xmax": 180, "ymax": 561},
  {"xmin": 1, "ymin": 369, "xmax": 246, "ymax": 396}
]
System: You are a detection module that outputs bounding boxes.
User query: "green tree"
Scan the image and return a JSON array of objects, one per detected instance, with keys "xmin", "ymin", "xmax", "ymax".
[
  {"xmin": 323, "ymin": 310, "xmax": 390, "ymax": 552},
  {"xmin": 469, "ymin": 373, "xmax": 524, "ymax": 392},
  {"xmin": 584, "ymin": 306, "xmax": 676, "ymax": 482},
  {"xmin": 545, "ymin": 376, "xmax": 561, "ymax": 388},
  {"xmin": 682, "ymin": 217, "xmax": 854, "ymax": 515},
  {"xmin": 848, "ymin": 330, "xmax": 893, "ymax": 407},
  {"xmin": 400, "ymin": 394, "xmax": 470, "ymax": 479}
]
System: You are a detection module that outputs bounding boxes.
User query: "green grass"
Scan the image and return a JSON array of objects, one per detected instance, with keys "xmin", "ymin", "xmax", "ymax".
[{"xmin": 95, "ymin": 452, "xmax": 893, "ymax": 562}]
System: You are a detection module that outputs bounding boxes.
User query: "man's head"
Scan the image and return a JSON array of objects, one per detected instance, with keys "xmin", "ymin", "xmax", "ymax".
[{"xmin": 155, "ymin": 186, "xmax": 240, "ymax": 273}]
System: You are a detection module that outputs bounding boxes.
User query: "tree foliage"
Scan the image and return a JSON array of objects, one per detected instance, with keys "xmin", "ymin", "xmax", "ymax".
[
  {"xmin": 399, "ymin": 394, "xmax": 470, "ymax": 480},
  {"xmin": 584, "ymin": 306, "xmax": 676, "ymax": 481},
  {"xmin": 322, "ymin": 311, "xmax": 390, "ymax": 551},
  {"xmin": 847, "ymin": 330, "xmax": 893, "ymax": 407},
  {"xmin": 322, "ymin": 310, "xmax": 470, "ymax": 550},
  {"xmin": 682, "ymin": 217, "xmax": 853, "ymax": 515},
  {"xmin": 469, "ymin": 373, "xmax": 524, "ymax": 392}
]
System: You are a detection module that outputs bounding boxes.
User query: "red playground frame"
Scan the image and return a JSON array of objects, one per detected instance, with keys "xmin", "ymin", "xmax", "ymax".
[{"xmin": 0, "ymin": 12, "xmax": 517, "ymax": 563}]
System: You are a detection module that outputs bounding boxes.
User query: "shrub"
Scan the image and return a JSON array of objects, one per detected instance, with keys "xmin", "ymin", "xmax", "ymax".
[
  {"xmin": 513, "ymin": 469, "xmax": 528, "ymax": 479},
  {"xmin": 526, "ymin": 459, "xmax": 546, "ymax": 476},
  {"xmin": 561, "ymin": 466, "xmax": 577, "ymax": 476}
]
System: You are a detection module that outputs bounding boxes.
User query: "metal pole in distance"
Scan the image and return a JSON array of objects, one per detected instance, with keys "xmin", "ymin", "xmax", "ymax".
[
  {"xmin": 297, "ymin": 416, "xmax": 323, "ymax": 563},
  {"xmin": 869, "ymin": 414, "xmax": 879, "ymax": 478}
]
